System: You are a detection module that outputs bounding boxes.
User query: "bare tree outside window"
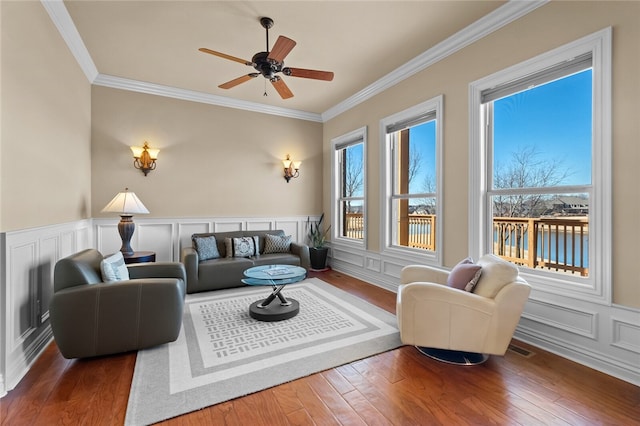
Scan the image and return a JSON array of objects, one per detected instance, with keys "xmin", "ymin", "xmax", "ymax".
[
  {"xmin": 493, "ymin": 145, "xmax": 572, "ymax": 218},
  {"xmin": 343, "ymin": 149, "xmax": 363, "ymax": 209},
  {"xmin": 337, "ymin": 141, "xmax": 365, "ymax": 240}
]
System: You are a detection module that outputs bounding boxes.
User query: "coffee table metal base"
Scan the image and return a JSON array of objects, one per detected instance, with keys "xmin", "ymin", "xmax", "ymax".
[{"xmin": 249, "ymin": 298, "xmax": 299, "ymax": 321}]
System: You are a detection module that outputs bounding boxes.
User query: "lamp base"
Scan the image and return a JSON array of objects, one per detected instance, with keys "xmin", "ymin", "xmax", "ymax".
[{"xmin": 118, "ymin": 215, "xmax": 136, "ymax": 257}]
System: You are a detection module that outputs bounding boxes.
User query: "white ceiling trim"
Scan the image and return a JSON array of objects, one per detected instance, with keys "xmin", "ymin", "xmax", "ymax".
[
  {"xmin": 321, "ymin": 0, "xmax": 548, "ymax": 122},
  {"xmin": 93, "ymin": 74, "xmax": 323, "ymax": 122},
  {"xmin": 42, "ymin": 0, "xmax": 547, "ymax": 124},
  {"xmin": 40, "ymin": 0, "xmax": 98, "ymax": 83}
]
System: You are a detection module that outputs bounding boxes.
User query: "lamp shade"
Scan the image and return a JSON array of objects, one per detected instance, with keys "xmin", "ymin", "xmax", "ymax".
[{"xmin": 101, "ymin": 189, "xmax": 150, "ymax": 215}]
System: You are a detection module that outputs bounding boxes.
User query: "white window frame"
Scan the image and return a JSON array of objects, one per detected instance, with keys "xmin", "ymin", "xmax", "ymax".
[
  {"xmin": 380, "ymin": 95, "xmax": 443, "ymax": 265},
  {"xmin": 331, "ymin": 126, "xmax": 367, "ymax": 248},
  {"xmin": 469, "ymin": 28, "xmax": 612, "ymax": 303}
]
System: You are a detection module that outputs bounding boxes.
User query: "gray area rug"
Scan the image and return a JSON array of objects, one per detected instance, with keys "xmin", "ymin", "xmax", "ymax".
[{"xmin": 125, "ymin": 278, "xmax": 402, "ymax": 425}]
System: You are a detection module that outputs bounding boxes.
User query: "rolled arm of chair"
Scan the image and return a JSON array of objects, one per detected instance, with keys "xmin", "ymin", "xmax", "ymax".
[
  {"xmin": 50, "ymin": 278, "xmax": 184, "ymax": 359},
  {"xmin": 396, "ymin": 282, "xmax": 495, "ymax": 350},
  {"xmin": 128, "ymin": 261, "xmax": 186, "ymax": 284},
  {"xmin": 484, "ymin": 281, "xmax": 532, "ymax": 354},
  {"xmin": 181, "ymin": 247, "xmax": 200, "ymax": 293},
  {"xmin": 400, "ymin": 264, "xmax": 449, "ymax": 285},
  {"xmin": 290, "ymin": 242, "xmax": 311, "ymax": 270}
]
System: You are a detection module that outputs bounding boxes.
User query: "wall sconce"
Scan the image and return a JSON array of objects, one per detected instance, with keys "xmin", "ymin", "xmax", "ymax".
[
  {"xmin": 282, "ymin": 154, "xmax": 301, "ymax": 183},
  {"xmin": 130, "ymin": 141, "xmax": 159, "ymax": 176}
]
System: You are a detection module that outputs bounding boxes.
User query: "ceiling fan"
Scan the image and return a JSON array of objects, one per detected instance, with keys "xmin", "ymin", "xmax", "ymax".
[{"xmin": 199, "ymin": 17, "xmax": 334, "ymax": 99}]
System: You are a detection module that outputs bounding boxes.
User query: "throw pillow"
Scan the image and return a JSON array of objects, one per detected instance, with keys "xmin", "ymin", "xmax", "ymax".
[
  {"xmin": 447, "ymin": 257, "xmax": 482, "ymax": 292},
  {"xmin": 263, "ymin": 234, "xmax": 292, "ymax": 254},
  {"xmin": 100, "ymin": 251, "xmax": 130, "ymax": 282},
  {"xmin": 225, "ymin": 236, "xmax": 259, "ymax": 258},
  {"xmin": 192, "ymin": 235, "xmax": 220, "ymax": 260}
]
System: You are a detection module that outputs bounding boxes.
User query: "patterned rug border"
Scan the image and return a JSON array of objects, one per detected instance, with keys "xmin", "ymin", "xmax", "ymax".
[{"xmin": 125, "ymin": 278, "xmax": 402, "ymax": 425}]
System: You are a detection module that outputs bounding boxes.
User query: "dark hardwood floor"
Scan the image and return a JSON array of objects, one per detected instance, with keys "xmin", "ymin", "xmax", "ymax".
[{"xmin": 1, "ymin": 269, "xmax": 639, "ymax": 425}]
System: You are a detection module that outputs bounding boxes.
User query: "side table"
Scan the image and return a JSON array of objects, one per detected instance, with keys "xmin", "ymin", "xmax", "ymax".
[{"xmin": 123, "ymin": 251, "xmax": 156, "ymax": 264}]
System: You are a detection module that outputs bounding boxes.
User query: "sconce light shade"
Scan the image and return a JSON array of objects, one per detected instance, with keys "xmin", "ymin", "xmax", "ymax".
[
  {"xmin": 101, "ymin": 188, "xmax": 149, "ymax": 256},
  {"xmin": 283, "ymin": 154, "xmax": 301, "ymax": 183},
  {"xmin": 131, "ymin": 141, "xmax": 159, "ymax": 176}
]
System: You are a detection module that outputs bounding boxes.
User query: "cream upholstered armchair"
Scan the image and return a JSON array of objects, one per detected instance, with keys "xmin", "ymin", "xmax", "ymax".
[{"xmin": 396, "ymin": 254, "xmax": 531, "ymax": 364}]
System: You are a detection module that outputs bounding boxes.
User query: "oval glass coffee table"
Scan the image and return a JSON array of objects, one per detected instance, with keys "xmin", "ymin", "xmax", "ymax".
[{"xmin": 242, "ymin": 265, "xmax": 307, "ymax": 321}]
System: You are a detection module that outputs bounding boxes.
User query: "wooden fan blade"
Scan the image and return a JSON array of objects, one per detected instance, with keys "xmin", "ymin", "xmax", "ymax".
[
  {"xmin": 218, "ymin": 74, "xmax": 258, "ymax": 89},
  {"xmin": 267, "ymin": 36, "xmax": 296, "ymax": 63},
  {"xmin": 284, "ymin": 67, "xmax": 334, "ymax": 81},
  {"xmin": 199, "ymin": 48, "xmax": 253, "ymax": 66},
  {"xmin": 271, "ymin": 77, "xmax": 293, "ymax": 99}
]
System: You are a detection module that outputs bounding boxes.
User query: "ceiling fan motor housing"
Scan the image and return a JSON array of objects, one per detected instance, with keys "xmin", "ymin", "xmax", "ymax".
[{"xmin": 252, "ymin": 51, "xmax": 282, "ymax": 80}]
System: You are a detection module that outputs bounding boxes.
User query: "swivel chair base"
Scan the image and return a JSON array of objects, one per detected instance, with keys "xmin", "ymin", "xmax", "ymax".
[{"xmin": 416, "ymin": 346, "xmax": 489, "ymax": 365}]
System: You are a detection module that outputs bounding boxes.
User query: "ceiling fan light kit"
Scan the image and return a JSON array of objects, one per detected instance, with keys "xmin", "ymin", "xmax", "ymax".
[{"xmin": 199, "ymin": 16, "xmax": 334, "ymax": 99}]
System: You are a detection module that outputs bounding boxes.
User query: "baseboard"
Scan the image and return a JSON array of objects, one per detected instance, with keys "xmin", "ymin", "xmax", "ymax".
[
  {"xmin": 0, "ymin": 374, "xmax": 7, "ymax": 399},
  {"xmin": 514, "ymin": 328, "xmax": 640, "ymax": 387},
  {"xmin": 5, "ymin": 327, "xmax": 54, "ymax": 393}
]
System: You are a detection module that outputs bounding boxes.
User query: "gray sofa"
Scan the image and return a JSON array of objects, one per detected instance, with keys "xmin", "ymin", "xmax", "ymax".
[
  {"xmin": 50, "ymin": 249, "xmax": 186, "ymax": 359},
  {"xmin": 181, "ymin": 229, "xmax": 310, "ymax": 294}
]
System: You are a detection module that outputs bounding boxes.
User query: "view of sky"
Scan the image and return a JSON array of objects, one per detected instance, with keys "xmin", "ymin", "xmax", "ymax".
[
  {"xmin": 493, "ymin": 69, "xmax": 593, "ymax": 187},
  {"xmin": 349, "ymin": 69, "xmax": 592, "ymax": 197},
  {"xmin": 407, "ymin": 120, "xmax": 436, "ymax": 194}
]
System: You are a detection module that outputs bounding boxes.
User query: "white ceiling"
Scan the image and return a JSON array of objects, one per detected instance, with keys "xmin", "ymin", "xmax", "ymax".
[{"xmin": 60, "ymin": 1, "xmax": 506, "ymax": 118}]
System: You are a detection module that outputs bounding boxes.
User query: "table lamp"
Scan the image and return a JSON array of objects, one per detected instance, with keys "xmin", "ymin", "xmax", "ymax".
[{"xmin": 101, "ymin": 188, "xmax": 149, "ymax": 256}]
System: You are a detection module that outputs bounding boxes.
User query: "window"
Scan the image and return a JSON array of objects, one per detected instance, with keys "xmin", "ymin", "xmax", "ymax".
[
  {"xmin": 470, "ymin": 28, "xmax": 611, "ymax": 301},
  {"xmin": 381, "ymin": 96, "xmax": 443, "ymax": 264},
  {"xmin": 332, "ymin": 127, "xmax": 366, "ymax": 245}
]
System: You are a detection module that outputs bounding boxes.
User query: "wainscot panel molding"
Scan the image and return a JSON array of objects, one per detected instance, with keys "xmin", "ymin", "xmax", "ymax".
[
  {"xmin": 3, "ymin": 217, "xmax": 636, "ymax": 397},
  {"xmin": 329, "ymin": 243, "xmax": 640, "ymax": 387},
  {"xmin": 0, "ymin": 215, "xmax": 316, "ymax": 398},
  {"xmin": 93, "ymin": 216, "xmax": 318, "ymax": 262},
  {"xmin": 0, "ymin": 219, "xmax": 92, "ymax": 397}
]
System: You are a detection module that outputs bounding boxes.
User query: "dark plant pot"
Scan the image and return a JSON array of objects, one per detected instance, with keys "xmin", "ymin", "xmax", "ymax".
[{"xmin": 309, "ymin": 247, "xmax": 329, "ymax": 271}]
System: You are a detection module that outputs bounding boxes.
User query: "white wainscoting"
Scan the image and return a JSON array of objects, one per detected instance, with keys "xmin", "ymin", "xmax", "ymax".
[
  {"xmin": 0, "ymin": 220, "xmax": 92, "ymax": 397},
  {"xmin": 2, "ymin": 216, "xmax": 637, "ymax": 397},
  {"xmin": 93, "ymin": 216, "xmax": 314, "ymax": 261},
  {"xmin": 329, "ymin": 242, "xmax": 640, "ymax": 386},
  {"xmin": 0, "ymin": 215, "xmax": 314, "ymax": 398}
]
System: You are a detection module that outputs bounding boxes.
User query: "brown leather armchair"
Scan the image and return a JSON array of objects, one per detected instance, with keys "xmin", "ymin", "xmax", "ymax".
[{"xmin": 50, "ymin": 249, "xmax": 186, "ymax": 359}]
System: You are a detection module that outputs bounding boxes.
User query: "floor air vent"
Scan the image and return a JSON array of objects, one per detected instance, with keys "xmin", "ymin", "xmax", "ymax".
[{"xmin": 508, "ymin": 344, "xmax": 535, "ymax": 358}]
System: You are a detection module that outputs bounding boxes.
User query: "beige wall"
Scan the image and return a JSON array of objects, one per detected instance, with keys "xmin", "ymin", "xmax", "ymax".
[
  {"xmin": 323, "ymin": 1, "xmax": 640, "ymax": 308},
  {"xmin": 91, "ymin": 86, "xmax": 323, "ymax": 218},
  {"xmin": 2, "ymin": 1, "xmax": 637, "ymax": 308},
  {"xmin": 0, "ymin": 1, "xmax": 91, "ymax": 232}
]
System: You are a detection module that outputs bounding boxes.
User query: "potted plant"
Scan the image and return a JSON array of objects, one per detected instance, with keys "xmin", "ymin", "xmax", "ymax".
[{"xmin": 307, "ymin": 213, "xmax": 331, "ymax": 270}]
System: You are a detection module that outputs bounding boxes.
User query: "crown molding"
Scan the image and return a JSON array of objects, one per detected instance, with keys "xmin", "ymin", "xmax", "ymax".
[
  {"xmin": 321, "ymin": 0, "xmax": 548, "ymax": 122},
  {"xmin": 43, "ymin": 0, "xmax": 546, "ymax": 123},
  {"xmin": 40, "ymin": 0, "xmax": 98, "ymax": 83},
  {"xmin": 92, "ymin": 74, "xmax": 323, "ymax": 122}
]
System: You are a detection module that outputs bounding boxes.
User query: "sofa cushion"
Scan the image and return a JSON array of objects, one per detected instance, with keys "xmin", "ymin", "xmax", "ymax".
[
  {"xmin": 263, "ymin": 234, "xmax": 292, "ymax": 254},
  {"xmin": 447, "ymin": 257, "xmax": 482, "ymax": 292},
  {"xmin": 192, "ymin": 235, "xmax": 220, "ymax": 260},
  {"xmin": 100, "ymin": 252, "xmax": 130, "ymax": 282},
  {"xmin": 198, "ymin": 257, "xmax": 254, "ymax": 289},
  {"xmin": 473, "ymin": 254, "xmax": 519, "ymax": 298},
  {"xmin": 252, "ymin": 253, "xmax": 301, "ymax": 268},
  {"xmin": 225, "ymin": 236, "xmax": 259, "ymax": 258}
]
